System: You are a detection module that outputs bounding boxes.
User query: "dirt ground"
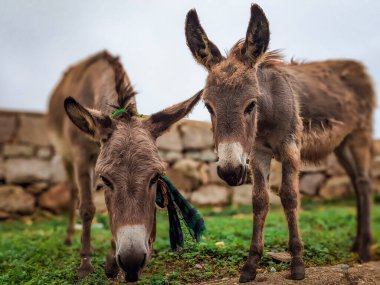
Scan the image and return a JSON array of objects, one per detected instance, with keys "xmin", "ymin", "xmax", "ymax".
[{"xmin": 201, "ymin": 262, "xmax": 380, "ymax": 285}]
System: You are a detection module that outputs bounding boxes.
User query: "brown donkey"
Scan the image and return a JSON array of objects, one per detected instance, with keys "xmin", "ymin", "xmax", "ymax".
[
  {"xmin": 185, "ymin": 4, "xmax": 375, "ymax": 283},
  {"xmin": 47, "ymin": 51, "xmax": 201, "ymax": 282}
]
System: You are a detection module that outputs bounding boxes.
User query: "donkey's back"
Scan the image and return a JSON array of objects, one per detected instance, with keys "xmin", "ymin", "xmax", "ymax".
[
  {"xmin": 285, "ymin": 59, "xmax": 375, "ymax": 161},
  {"xmin": 47, "ymin": 51, "xmax": 134, "ymax": 249},
  {"xmin": 47, "ymin": 51, "xmax": 125, "ymax": 160}
]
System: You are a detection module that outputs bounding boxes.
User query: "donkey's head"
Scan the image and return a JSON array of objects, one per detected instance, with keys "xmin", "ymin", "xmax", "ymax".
[
  {"xmin": 64, "ymin": 91, "xmax": 201, "ymax": 282},
  {"xmin": 186, "ymin": 4, "xmax": 271, "ymax": 186}
]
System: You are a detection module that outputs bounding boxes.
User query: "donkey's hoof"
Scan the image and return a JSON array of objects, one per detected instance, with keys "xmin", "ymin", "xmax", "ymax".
[
  {"xmin": 358, "ymin": 250, "xmax": 371, "ymax": 263},
  {"xmin": 105, "ymin": 254, "xmax": 120, "ymax": 278},
  {"xmin": 290, "ymin": 257, "xmax": 305, "ymax": 280},
  {"xmin": 63, "ymin": 237, "xmax": 72, "ymax": 246},
  {"xmin": 290, "ymin": 267, "xmax": 305, "ymax": 280},
  {"xmin": 78, "ymin": 262, "xmax": 94, "ymax": 279},
  {"xmin": 239, "ymin": 265, "xmax": 256, "ymax": 283}
]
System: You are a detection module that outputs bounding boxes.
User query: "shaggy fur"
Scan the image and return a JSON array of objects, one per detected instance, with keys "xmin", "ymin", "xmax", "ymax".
[
  {"xmin": 185, "ymin": 4, "xmax": 375, "ymax": 283},
  {"xmin": 47, "ymin": 51, "xmax": 202, "ymax": 281}
]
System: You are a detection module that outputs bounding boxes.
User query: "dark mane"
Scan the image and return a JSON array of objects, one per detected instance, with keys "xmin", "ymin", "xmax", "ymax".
[
  {"xmin": 229, "ymin": 39, "xmax": 285, "ymax": 68},
  {"xmin": 102, "ymin": 52, "xmax": 137, "ymax": 119}
]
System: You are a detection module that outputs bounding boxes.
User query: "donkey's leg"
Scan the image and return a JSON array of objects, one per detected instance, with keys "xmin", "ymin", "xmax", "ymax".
[
  {"xmin": 280, "ymin": 142, "xmax": 304, "ymax": 280},
  {"xmin": 334, "ymin": 139, "xmax": 361, "ymax": 252},
  {"xmin": 239, "ymin": 151, "xmax": 271, "ymax": 283},
  {"xmin": 105, "ymin": 239, "xmax": 120, "ymax": 278},
  {"xmin": 74, "ymin": 158, "xmax": 96, "ymax": 279},
  {"xmin": 348, "ymin": 131, "xmax": 373, "ymax": 262},
  {"xmin": 63, "ymin": 159, "xmax": 78, "ymax": 246}
]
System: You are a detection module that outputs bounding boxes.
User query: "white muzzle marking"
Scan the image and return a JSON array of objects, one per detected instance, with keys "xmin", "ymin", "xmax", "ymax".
[
  {"xmin": 217, "ymin": 142, "xmax": 246, "ymax": 168},
  {"xmin": 116, "ymin": 225, "xmax": 148, "ymax": 256}
]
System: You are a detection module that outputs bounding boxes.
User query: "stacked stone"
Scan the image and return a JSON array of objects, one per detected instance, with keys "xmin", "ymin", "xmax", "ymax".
[
  {"xmin": 0, "ymin": 111, "xmax": 68, "ymax": 219},
  {"xmin": 1, "ymin": 110, "xmax": 380, "ymax": 220}
]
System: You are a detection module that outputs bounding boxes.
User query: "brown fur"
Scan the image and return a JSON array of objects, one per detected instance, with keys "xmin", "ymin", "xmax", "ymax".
[
  {"xmin": 185, "ymin": 4, "xmax": 375, "ymax": 283},
  {"xmin": 47, "ymin": 51, "xmax": 202, "ymax": 281}
]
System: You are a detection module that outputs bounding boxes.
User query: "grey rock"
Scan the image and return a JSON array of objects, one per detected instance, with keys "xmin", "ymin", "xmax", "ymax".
[
  {"xmin": 5, "ymin": 158, "xmax": 51, "ymax": 183},
  {"xmin": 232, "ymin": 184, "xmax": 252, "ymax": 205},
  {"xmin": 0, "ymin": 114, "xmax": 17, "ymax": 143},
  {"xmin": 269, "ymin": 267, "xmax": 276, "ymax": 273},
  {"xmin": 0, "ymin": 185, "xmax": 35, "ymax": 214},
  {"xmin": 17, "ymin": 114, "xmax": 50, "ymax": 146},
  {"xmin": 25, "ymin": 182, "xmax": 49, "ymax": 194},
  {"xmin": 300, "ymin": 173, "xmax": 326, "ymax": 196},
  {"xmin": 269, "ymin": 160, "xmax": 282, "ymax": 194},
  {"xmin": 36, "ymin": 146, "xmax": 53, "ymax": 159},
  {"xmin": 156, "ymin": 127, "xmax": 183, "ymax": 152},
  {"xmin": 326, "ymin": 154, "xmax": 346, "ymax": 176},
  {"xmin": 3, "ymin": 144, "xmax": 35, "ymax": 158},
  {"xmin": 159, "ymin": 150, "xmax": 182, "ymax": 164},
  {"xmin": 38, "ymin": 182, "xmax": 70, "ymax": 214},
  {"xmin": 191, "ymin": 184, "xmax": 231, "ymax": 206},
  {"xmin": 319, "ymin": 176, "xmax": 353, "ymax": 200},
  {"xmin": 185, "ymin": 149, "xmax": 217, "ymax": 162},
  {"xmin": 180, "ymin": 121, "xmax": 213, "ymax": 150},
  {"xmin": 50, "ymin": 155, "xmax": 67, "ymax": 183}
]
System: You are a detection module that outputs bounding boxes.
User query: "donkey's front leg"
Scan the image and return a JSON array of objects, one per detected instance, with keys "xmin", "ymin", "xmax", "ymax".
[
  {"xmin": 239, "ymin": 151, "xmax": 271, "ymax": 283},
  {"xmin": 105, "ymin": 239, "xmax": 120, "ymax": 278},
  {"xmin": 280, "ymin": 142, "xmax": 305, "ymax": 280},
  {"xmin": 75, "ymin": 160, "xmax": 96, "ymax": 279}
]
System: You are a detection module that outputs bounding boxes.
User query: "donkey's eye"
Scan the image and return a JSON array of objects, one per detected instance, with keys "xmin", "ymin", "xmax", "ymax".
[
  {"xmin": 100, "ymin": 175, "xmax": 113, "ymax": 190},
  {"xmin": 244, "ymin": 101, "xmax": 256, "ymax": 115},
  {"xmin": 205, "ymin": 103, "xmax": 215, "ymax": 116},
  {"xmin": 150, "ymin": 174, "xmax": 160, "ymax": 187}
]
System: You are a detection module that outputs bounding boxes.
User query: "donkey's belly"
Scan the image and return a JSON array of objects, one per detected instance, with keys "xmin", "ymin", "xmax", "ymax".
[{"xmin": 300, "ymin": 124, "xmax": 348, "ymax": 162}]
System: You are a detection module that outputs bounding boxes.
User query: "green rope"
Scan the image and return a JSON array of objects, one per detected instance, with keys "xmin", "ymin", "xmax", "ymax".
[{"xmin": 111, "ymin": 107, "xmax": 126, "ymax": 118}]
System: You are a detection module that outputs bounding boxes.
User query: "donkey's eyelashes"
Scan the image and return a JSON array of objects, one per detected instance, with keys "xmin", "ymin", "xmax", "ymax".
[
  {"xmin": 149, "ymin": 174, "xmax": 160, "ymax": 187},
  {"xmin": 100, "ymin": 175, "xmax": 114, "ymax": 190},
  {"xmin": 244, "ymin": 101, "xmax": 256, "ymax": 115}
]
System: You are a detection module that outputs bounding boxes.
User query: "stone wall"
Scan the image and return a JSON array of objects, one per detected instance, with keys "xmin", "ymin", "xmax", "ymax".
[{"xmin": 0, "ymin": 110, "xmax": 379, "ymax": 219}]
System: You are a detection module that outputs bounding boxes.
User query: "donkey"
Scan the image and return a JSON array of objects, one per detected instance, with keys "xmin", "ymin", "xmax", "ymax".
[
  {"xmin": 47, "ymin": 51, "xmax": 202, "ymax": 282},
  {"xmin": 185, "ymin": 4, "xmax": 375, "ymax": 282}
]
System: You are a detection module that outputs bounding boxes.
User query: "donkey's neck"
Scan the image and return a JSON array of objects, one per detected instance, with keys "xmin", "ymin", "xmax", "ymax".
[{"xmin": 255, "ymin": 66, "xmax": 299, "ymax": 144}]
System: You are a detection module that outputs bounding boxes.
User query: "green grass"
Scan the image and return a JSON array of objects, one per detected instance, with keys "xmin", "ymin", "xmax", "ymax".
[{"xmin": 1, "ymin": 199, "xmax": 379, "ymax": 284}]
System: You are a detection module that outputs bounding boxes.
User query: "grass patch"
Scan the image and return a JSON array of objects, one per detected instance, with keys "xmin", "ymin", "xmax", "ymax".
[{"xmin": 0, "ymin": 200, "xmax": 379, "ymax": 284}]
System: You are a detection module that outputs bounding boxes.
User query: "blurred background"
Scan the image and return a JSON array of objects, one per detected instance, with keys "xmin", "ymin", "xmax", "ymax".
[
  {"xmin": 0, "ymin": 0, "xmax": 380, "ymax": 135},
  {"xmin": 1, "ymin": 1, "xmax": 380, "ymax": 284}
]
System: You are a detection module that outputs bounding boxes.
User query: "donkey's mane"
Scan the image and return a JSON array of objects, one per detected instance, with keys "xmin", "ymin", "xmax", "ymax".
[
  {"xmin": 229, "ymin": 39, "xmax": 286, "ymax": 68},
  {"xmin": 102, "ymin": 52, "xmax": 137, "ymax": 119}
]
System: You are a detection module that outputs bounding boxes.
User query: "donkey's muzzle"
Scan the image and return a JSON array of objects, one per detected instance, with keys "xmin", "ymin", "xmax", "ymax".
[
  {"xmin": 118, "ymin": 251, "xmax": 146, "ymax": 282},
  {"xmin": 217, "ymin": 164, "xmax": 246, "ymax": 186},
  {"xmin": 116, "ymin": 225, "xmax": 149, "ymax": 282}
]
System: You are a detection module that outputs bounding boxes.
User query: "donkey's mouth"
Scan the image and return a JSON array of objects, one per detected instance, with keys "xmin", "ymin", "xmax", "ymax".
[{"xmin": 124, "ymin": 271, "xmax": 139, "ymax": 283}]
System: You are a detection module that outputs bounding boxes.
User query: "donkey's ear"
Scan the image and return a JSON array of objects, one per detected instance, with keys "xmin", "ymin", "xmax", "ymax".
[
  {"xmin": 185, "ymin": 9, "xmax": 224, "ymax": 70},
  {"xmin": 240, "ymin": 4, "xmax": 270, "ymax": 65},
  {"xmin": 64, "ymin": 97, "xmax": 113, "ymax": 141},
  {"xmin": 144, "ymin": 90, "xmax": 203, "ymax": 138}
]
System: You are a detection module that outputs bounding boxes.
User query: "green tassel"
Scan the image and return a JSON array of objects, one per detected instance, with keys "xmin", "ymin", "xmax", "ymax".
[{"xmin": 111, "ymin": 107, "xmax": 126, "ymax": 118}]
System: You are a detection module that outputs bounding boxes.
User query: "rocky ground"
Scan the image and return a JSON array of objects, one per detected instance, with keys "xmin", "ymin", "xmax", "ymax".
[{"xmin": 202, "ymin": 262, "xmax": 380, "ymax": 285}]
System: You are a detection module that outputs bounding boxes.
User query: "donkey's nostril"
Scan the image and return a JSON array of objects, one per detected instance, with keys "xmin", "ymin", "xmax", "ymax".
[
  {"xmin": 117, "ymin": 254, "xmax": 128, "ymax": 271},
  {"xmin": 217, "ymin": 165, "xmax": 223, "ymax": 178},
  {"xmin": 217, "ymin": 164, "xmax": 245, "ymax": 186},
  {"xmin": 140, "ymin": 254, "xmax": 146, "ymax": 269}
]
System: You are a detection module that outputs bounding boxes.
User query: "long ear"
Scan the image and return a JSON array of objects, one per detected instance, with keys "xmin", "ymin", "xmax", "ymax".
[
  {"xmin": 240, "ymin": 4, "xmax": 270, "ymax": 65},
  {"xmin": 64, "ymin": 97, "xmax": 113, "ymax": 141},
  {"xmin": 144, "ymin": 90, "xmax": 203, "ymax": 138},
  {"xmin": 185, "ymin": 9, "xmax": 224, "ymax": 70}
]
